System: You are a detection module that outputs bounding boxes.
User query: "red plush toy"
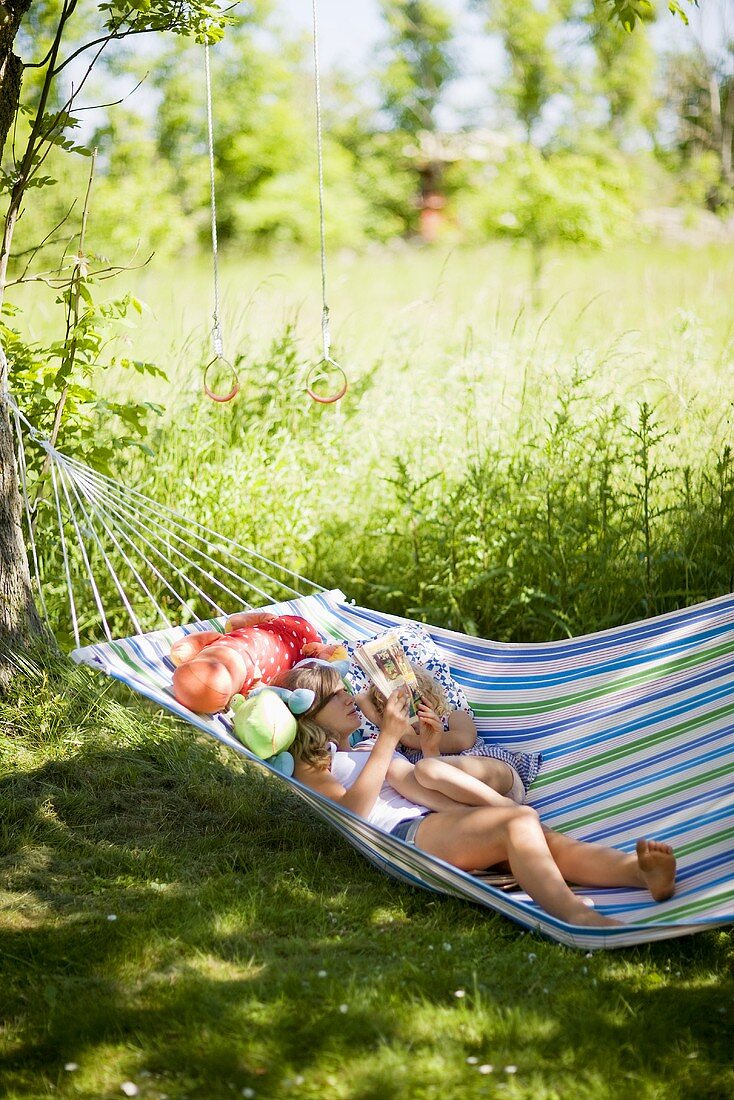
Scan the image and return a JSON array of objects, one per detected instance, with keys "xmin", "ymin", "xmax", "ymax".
[{"xmin": 170, "ymin": 611, "xmax": 324, "ymax": 713}]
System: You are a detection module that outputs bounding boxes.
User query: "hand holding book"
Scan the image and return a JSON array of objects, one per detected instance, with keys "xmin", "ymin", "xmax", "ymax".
[
  {"xmin": 415, "ymin": 701, "xmax": 443, "ymax": 755},
  {"xmin": 353, "ymin": 631, "xmax": 422, "ymax": 725}
]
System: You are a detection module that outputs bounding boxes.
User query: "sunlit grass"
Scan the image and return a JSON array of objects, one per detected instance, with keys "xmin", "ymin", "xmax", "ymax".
[{"xmin": 14, "ymin": 240, "xmax": 734, "ymax": 646}]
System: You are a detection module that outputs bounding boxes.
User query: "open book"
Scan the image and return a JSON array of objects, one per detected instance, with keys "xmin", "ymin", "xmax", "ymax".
[{"xmin": 352, "ymin": 631, "xmax": 422, "ymax": 724}]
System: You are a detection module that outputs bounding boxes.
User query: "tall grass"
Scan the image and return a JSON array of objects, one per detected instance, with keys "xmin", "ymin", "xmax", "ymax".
[{"xmin": 21, "ymin": 242, "xmax": 734, "ymax": 646}]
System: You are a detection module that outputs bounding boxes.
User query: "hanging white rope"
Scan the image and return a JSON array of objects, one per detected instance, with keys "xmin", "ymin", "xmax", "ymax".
[
  {"xmin": 68, "ymin": 462, "xmax": 238, "ymax": 615},
  {"xmin": 311, "ymin": 0, "xmax": 329, "ymax": 360},
  {"xmin": 58, "ymin": 461, "xmax": 146, "ymax": 637},
  {"xmin": 58, "ymin": 448, "xmax": 321, "ymax": 597},
  {"xmin": 1, "ymin": 388, "xmax": 328, "ymax": 645},
  {"xmin": 10, "ymin": 402, "xmax": 50, "ymax": 625},
  {"xmin": 203, "ymin": 41, "xmax": 239, "ymax": 403},
  {"xmin": 56, "ymin": 460, "xmax": 115, "ymax": 643},
  {"xmin": 49, "ymin": 460, "xmax": 82, "ymax": 649},
  {"xmin": 56, "ymin": 453, "xmax": 232, "ymax": 620},
  {"xmin": 55, "ymin": 468, "xmax": 172, "ymax": 632},
  {"xmin": 5, "ymin": 391, "xmax": 320, "ymax": 594},
  {"xmin": 205, "ymin": 41, "xmax": 223, "ymax": 362},
  {"xmin": 306, "ymin": 0, "xmax": 347, "ymax": 405},
  {"xmin": 70, "ymin": 469, "xmax": 276, "ymax": 609},
  {"xmin": 51, "ymin": 448, "xmax": 194, "ymax": 632}
]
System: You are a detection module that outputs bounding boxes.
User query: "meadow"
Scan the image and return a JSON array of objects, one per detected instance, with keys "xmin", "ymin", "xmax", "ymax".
[
  {"xmin": 18, "ymin": 238, "xmax": 734, "ymax": 644},
  {"xmin": 2, "ymin": 241, "xmax": 733, "ymax": 1099}
]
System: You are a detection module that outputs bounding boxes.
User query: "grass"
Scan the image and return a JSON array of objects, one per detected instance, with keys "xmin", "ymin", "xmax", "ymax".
[
  {"xmin": 14, "ymin": 240, "xmax": 734, "ymax": 648},
  {"xmin": 4, "ymin": 241, "xmax": 734, "ymax": 1096},
  {"xmin": 1, "ymin": 656, "xmax": 732, "ymax": 1100}
]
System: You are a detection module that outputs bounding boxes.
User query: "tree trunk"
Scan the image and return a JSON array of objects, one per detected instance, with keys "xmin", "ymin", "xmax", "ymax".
[
  {"xmin": 0, "ymin": 403, "xmax": 47, "ymax": 675},
  {"xmin": 0, "ymin": 0, "xmax": 49, "ymax": 682},
  {"xmin": 0, "ymin": 0, "xmax": 31, "ymax": 161}
]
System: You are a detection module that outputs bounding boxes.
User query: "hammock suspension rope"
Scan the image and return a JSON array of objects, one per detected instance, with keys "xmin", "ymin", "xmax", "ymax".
[
  {"xmin": 201, "ymin": 5, "xmax": 347, "ymax": 406},
  {"xmin": 3, "ymin": 387, "xmax": 326, "ymax": 648},
  {"xmin": 203, "ymin": 39, "xmax": 239, "ymax": 403},
  {"xmin": 305, "ymin": 0, "xmax": 348, "ymax": 405}
]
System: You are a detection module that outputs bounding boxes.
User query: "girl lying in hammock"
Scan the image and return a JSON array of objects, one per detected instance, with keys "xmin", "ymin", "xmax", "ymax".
[
  {"xmin": 274, "ymin": 660, "xmax": 677, "ymax": 928},
  {"xmin": 355, "ymin": 697, "xmax": 524, "ymax": 811},
  {"xmin": 355, "ymin": 661, "xmax": 535, "ymax": 804}
]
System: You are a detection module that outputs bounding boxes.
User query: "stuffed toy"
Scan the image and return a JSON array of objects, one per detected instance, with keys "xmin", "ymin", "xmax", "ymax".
[
  {"xmin": 230, "ymin": 686, "xmax": 313, "ymax": 776},
  {"xmin": 229, "ymin": 660, "xmax": 350, "ymax": 776},
  {"xmin": 170, "ymin": 611, "xmax": 335, "ymax": 713}
]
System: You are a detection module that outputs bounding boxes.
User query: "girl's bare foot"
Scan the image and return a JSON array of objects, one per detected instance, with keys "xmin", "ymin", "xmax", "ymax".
[{"xmin": 636, "ymin": 839, "xmax": 676, "ymax": 901}]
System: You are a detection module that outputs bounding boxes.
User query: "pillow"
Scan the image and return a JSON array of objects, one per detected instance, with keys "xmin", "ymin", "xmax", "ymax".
[{"xmin": 344, "ymin": 623, "xmax": 472, "ymax": 737}]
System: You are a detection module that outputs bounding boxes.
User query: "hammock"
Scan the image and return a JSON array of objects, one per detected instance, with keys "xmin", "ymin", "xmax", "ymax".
[{"xmin": 72, "ymin": 586, "xmax": 734, "ymax": 951}]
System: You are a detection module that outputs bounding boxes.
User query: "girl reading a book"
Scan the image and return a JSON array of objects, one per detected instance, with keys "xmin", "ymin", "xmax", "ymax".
[
  {"xmin": 274, "ymin": 660, "xmax": 677, "ymax": 928},
  {"xmin": 356, "ymin": 661, "xmax": 537, "ymax": 804}
]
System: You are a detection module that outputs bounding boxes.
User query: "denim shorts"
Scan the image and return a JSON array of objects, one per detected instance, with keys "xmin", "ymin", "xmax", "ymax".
[{"xmin": 390, "ymin": 812, "xmax": 430, "ymax": 845}]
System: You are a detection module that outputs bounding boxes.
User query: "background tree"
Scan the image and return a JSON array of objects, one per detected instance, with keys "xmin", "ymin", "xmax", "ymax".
[
  {"xmin": 376, "ymin": 0, "xmax": 458, "ymax": 238},
  {"xmin": 662, "ymin": 1, "xmax": 734, "ymax": 207},
  {"xmin": 473, "ymin": 0, "xmax": 573, "ymax": 145},
  {"xmin": 0, "ymin": 0, "xmax": 40, "ymax": 668},
  {"xmin": 462, "ymin": 141, "xmax": 633, "ymax": 304},
  {"xmin": 150, "ymin": 18, "xmax": 378, "ymax": 250},
  {"xmin": 585, "ymin": 0, "xmax": 658, "ymax": 144}
]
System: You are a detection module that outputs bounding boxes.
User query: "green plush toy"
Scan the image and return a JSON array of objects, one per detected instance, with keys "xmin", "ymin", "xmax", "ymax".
[{"xmin": 230, "ymin": 686, "xmax": 313, "ymax": 777}]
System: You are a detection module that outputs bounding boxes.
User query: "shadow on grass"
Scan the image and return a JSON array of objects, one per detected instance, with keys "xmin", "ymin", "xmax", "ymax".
[{"xmin": 0, "ymin": 736, "xmax": 731, "ymax": 1099}]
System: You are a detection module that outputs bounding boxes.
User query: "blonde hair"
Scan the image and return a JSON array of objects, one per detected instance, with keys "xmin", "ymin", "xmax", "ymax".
[
  {"xmin": 274, "ymin": 662, "xmax": 344, "ymax": 771},
  {"xmin": 367, "ymin": 662, "xmax": 450, "ymax": 719}
]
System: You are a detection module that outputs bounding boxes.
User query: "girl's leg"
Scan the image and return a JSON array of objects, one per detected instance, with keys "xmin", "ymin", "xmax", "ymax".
[
  {"xmin": 439, "ymin": 755, "xmax": 517, "ymax": 797},
  {"xmin": 385, "ymin": 758, "xmax": 483, "ymax": 814},
  {"xmin": 414, "ymin": 805, "xmax": 620, "ymax": 926},
  {"xmin": 413, "ymin": 756, "xmax": 513, "ymax": 807},
  {"xmin": 542, "ymin": 830, "xmax": 676, "ymax": 901}
]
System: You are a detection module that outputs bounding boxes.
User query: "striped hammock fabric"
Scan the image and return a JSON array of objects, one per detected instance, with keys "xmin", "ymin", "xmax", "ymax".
[{"xmin": 72, "ymin": 588, "xmax": 734, "ymax": 950}]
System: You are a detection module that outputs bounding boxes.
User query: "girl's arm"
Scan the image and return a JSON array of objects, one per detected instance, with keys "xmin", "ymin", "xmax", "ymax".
[
  {"xmin": 354, "ymin": 690, "xmax": 382, "ymax": 729},
  {"xmin": 359, "ymin": 692, "xmax": 479, "ymax": 756},
  {"xmin": 412, "ymin": 705, "xmax": 479, "ymax": 756},
  {"xmin": 295, "ymin": 691, "xmax": 411, "ymax": 819},
  {"xmin": 440, "ymin": 709, "xmax": 478, "ymax": 753}
]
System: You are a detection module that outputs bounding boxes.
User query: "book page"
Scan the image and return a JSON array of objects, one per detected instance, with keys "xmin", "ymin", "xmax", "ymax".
[{"xmin": 353, "ymin": 632, "xmax": 422, "ymax": 722}]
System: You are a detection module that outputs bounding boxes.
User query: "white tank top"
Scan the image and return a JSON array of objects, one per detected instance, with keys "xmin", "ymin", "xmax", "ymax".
[{"xmin": 329, "ymin": 748, "xmax": 429, "ymax": 832}]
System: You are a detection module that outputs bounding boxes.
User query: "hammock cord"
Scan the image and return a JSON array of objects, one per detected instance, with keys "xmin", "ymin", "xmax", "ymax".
[
  {"xmin": 79, "ymin": 482, "xmax": 234, "ymax": 615},
  {"xmin": 1, "ymin": 388, "xmax": 326, "ymax": 643},
  {"xmin": 70, "ymin": 469, "xmax": 276, "ymax": 609},
  {"xmin": 57, "ymin": 448, "xmax": 320, "ymax": 596},
  {"xmin": 204, "ymin": 40, "xmax": 224, "ymax": 362},
  {"xmin": 49, "ymin": 460, "xmax": 82, "ymax": 649},
  {"xmin": 311, "ymin": 0, "xmax": 331, "ymax": 362},
  {"xmin": 11, "ymin": 403, "xmax": 50, "ymax": 625},
  {"xmin": 57, "ymin": 463, "xmax": 172, "ymax": 632},
  {"xmin": 59, "ymin": 459, "xmax": 146, "ymax": 637},
  {"xmin": 56, "ymin": 461, "xmax": 116, "ymax": 644},
  {"xmin": 58, "ymin": 452, "xmax": 232, "ymax": 620}
]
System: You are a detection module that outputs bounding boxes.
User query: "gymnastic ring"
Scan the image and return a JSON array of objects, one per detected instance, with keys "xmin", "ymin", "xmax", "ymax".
[
  {"xmin": 203, "ymin": 356, "xmax": 239, "ymax": 403},
  {"xmin": 306, "ymin": 357, "xmax": 348, "ymax": 405}
]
